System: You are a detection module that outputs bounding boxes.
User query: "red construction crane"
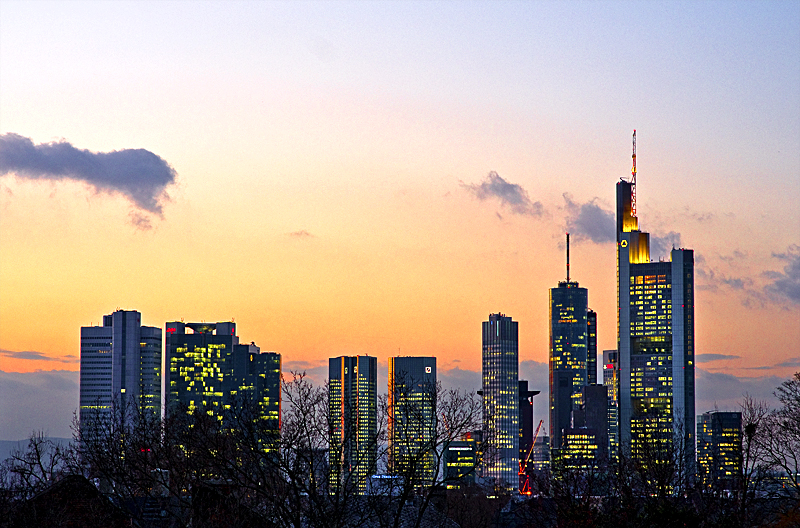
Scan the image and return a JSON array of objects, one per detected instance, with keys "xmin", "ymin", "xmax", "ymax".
[{"xmin": 518, "ymin": 419, "xmax": 544, "ymax": 495}]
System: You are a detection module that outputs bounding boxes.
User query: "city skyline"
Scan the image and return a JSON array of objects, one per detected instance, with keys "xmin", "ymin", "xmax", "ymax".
[{"xmin": 1, "ymin": 1, "xmax": 799, "ymax": 441}]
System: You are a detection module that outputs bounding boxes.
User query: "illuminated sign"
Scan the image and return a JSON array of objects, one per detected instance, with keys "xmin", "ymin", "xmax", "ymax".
[{"xmin": 620, "ymin": 240, "xmax": 628, "ymax": 247}]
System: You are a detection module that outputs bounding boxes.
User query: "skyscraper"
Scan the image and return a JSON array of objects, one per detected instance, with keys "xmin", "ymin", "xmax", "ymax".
[
  {"xmin": 481, "ymin": 313, "xmax": 519, "ymax": 489},
  {"xmin": 616, "ymin": 131, "xmax": 695, "ymax": 468},
  {"xmin": 697, "ymin": 411, "xmax": 742, "ymax": 492},
  {"xmin": 80, "ymin": 310, "xmax": 161, "ymax": 436},
  {"xmin": 603, "ymin": 349, "xmax": 619, "ymax": 459},
  {"xmin": 329, "ymin": 355, "xmax": 377, "ymax": 493},
  {"xmin": 165, "ymin": 321, "xmax": 280, "ymax": 435},
  {"xmin": 388, "ymin": 356, "xmax": 437, "ymax": 485},
  {"xmin": 549, "ymin": 235, "xmax": 595, "ymax": 451}
]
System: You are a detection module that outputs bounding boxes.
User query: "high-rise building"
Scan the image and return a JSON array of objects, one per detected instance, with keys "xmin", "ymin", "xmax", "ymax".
[
  {"xmin": 602, "ymin": 349, "xmax": 619, "ymax": 459},
  {"xmin": 481, "ymin": 313, "xmax": 519, "ymax": 489},
  {"xmin": 617, "ymin": 131, "xmax": 695, "ymax": 469},
  {"xmin": 549, "ymin": 235, "xmax": 595, "ymax": 451},
  {"xmin": 80, "ymin": 310, "xmax": 161, "ymax": 436},
  {"xmin": 518, "ymin": 380, "xmax": 540, "ymax": 492},
  {"xmin": 388, "ymin": 356, "xmax": 437, "ymax": 485},
  {"xmin": 165, "ymin": 321, "xmax": 280, "ymax": 435},
  {"xmin": 697, "ymin": 411, "xmax": 742, "ymax": 492},
  {"xmin": 329, "ymin": 355, "xmax": 377, "ymax": 494},
  {"xmin": 444, "ymin": 433, "xmax": 479, "ymax": 489}
]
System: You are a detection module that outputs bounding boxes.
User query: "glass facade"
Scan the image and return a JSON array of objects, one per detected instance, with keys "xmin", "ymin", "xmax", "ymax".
[
  {"xmin": 617, "ymin": 177, "xmax": 695, "ymax": 470},
  {"xmin": 388, "ymin": 356, "xmax": 437, "ymax": 485},
  {"xmin": 482, "ymin": 313, "xmax": 519, "ymax": 489},
  {"xmin": 329, "ymin": 355, "xmax": 377, "ymax": 494},
  {"xmin": 80, "ymin": 310, "xmax": 162, "ymax": 437},
  {"xmin": 165, "ymin": 321, "xmax": 281, "ymax": 444},
  {"xmin": 549, "ymin": 282, "xmax": 588, "ymax": 450},
  {"xmin": 697, "ymin": 411, "xmax": 742, "ymax": 492}
]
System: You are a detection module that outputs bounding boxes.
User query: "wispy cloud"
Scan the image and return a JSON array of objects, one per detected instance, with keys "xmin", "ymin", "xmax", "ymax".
[
  {"xmin": 764, "ymin": 244, "xmax": 800, "ymax": 305},
  {"xmin": 287, "ymin": 230, "xmax": 315, "ymax": 238},
  {"xmin": 0, "ymin": 133, "xmax": 176, "ymax": 218},
  {"xmin": 695, "ymin": 353, "xmax": 741, "ymax": 362},
  {"xmin": 0, "ymin": 349, "xmax": 78, "ymax": 363},
  {"xmin": 460, "ymin": 171, "xmax": 543, "ymax": 217},
  {"xmin": 562, "ymin": 194, "xmax": 615, "ymax": 244},
  {"xmin": 650, "ymin": 231, "xmax": 682, "ymax": 259}
]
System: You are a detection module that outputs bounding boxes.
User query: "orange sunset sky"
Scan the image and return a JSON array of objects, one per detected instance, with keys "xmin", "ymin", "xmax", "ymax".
[{"xmin": 1, "ymin": 1, "xmax": 798, "ymax": 439}]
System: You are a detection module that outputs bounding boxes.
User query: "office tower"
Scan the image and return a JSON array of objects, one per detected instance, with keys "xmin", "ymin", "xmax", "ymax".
[
  {"xmin": 80, "ymin": 310, "xmax": 161, "ymax": 436},
  {"xmin": 587, "ymin": 310, "xmax": 597, "ymax": 385},
  {"xmin": 617, "ymin": 131, "xmax": 695, "ymax": 468},
  {"xmin": 444, "ymin": 434, "xmax": 479, "ymax": 489},
  {"xmin": 603, "ymin": 349, "xmax": 619, "ymax": 459},
  {"xmin": 518, "ymin": 380, "xmax": 540, "ymax": 492},
  {"xmin": 388, "ymin": 356, "xmax": 437, "ymax": 485},
  {"xmin": 530, "ymin": 435, "xmax": 551, "ymax": 472},
  {"xmin": 697, "ymin": 411, "xmax": 742, "ymax": 492},
  {"xmin": 549, "ymin": 234, "xmax": 594, "ymax": 451},
  {"xmin": 165, "ymin": 322, "xmax": 280, "ymax": 434},
  {"xmin": 481, "ymin": 313, "xmax": 519, "ymax": 489},
  {"xmin": 329, "ymin": 355, "xmax": 377, "ymax": 493}
]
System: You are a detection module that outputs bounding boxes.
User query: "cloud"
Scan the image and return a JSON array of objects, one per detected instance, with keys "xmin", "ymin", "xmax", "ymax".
[
  {"xmin": 764, "ymin": 245, "xmax": 800, "ymax": 305},
  {"xmin": 287, "ymin": 230, "xmax": 315, "ymax": 238},
  {"xmin": 695, "ymin": 368, "xmax": 783, "ymax": 412},
  {"xmin": 0, "ymin": 349, "xmax": 78, "ymax": 363},
  {"xmin": 562, "ymin": 194, "xmax": 615, "ymax": 244},
  {"xmin": 0, "ymin": 133, "xmax": 176, "ymax": 216},
  {"xmin": 460, "ymin": 171, "xmax": 543, "ymax": 216},
  {"xmin": 0, "ymin": 370, "xmax": 78, "ymax": 440},
  {"xmin": 695, "ymin": 353, "xmax": 741, "ymax": 362},
  {"xmin": 773, "ymin": 357, "xmax": 800, "ymax": 368},
  {"xmin": 650, "ymin": 231, "xmax": 682, "ymax": 259}
]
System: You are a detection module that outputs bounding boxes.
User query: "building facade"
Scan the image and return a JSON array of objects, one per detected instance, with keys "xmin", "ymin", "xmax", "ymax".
[
  {"xmin": 549, "ymin": 279, "xmax": 592, "ymax": 451},
  {"xmin": 602, "ymin": 349, "xmax": 619, "ymax": 459},
  {"xmin": 165, "ymin": 321, "xmax": 280, "ymax": 435},
  {"xmin": 616, "ymin": 139, "xmax": 695, "ymax": 470},
  {"xmin": 697, "ymin": 411, "xmax": 742, "ymax": 492},
  {"xmin": 481, "ymin": 313, "xmax": 519, "ymax": 489},
  {"xmin": 79, "ymin": 310, "xmax": 161, "ymax": 436},
  {"xmin": 329, "ymin": 355, "xmax": 378, "ymax": 494},
  {"xmin": 388, "ymin": 356, "xmax": 437, "ymax": 485}
]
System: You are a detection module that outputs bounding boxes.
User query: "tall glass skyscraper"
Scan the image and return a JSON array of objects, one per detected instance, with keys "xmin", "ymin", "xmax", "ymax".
[
  {"xmin": 165, "ymin": 321, "xmax": 281, "ymax": 436},
  {"xmin": 80, "ymin": 310, "xmax": 161, "ymax": 436},
  {"xmin": 549, "ymin": 238, "xmax": 596, "ymax": 451},
  {"xmin": 329, "ymin": 355, "xmax": 377, "ymax": 494},
  {"xmin": 616, "ymin": 132, "xmax": 695, "ymax": 469},
  {"xmin": 481, "ymin": 313, "xmax": 519, "ymax": 489},
  {"xmin": 388, "ymin": 356, "xmax": 437, "ymax": 485}
]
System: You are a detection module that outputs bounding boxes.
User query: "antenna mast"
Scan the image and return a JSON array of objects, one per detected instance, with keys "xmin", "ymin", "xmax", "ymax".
[
  {"xmin": 631, "ymin": 129, "xmax": 637, "ymax": 217},
  {"xmin": 566, "ymin": 232, "xmax": 570, "ymax": 282}
]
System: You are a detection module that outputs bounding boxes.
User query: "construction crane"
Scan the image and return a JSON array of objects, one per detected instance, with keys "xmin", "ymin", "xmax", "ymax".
[
  {"xmin": 518, "ymin": 419, "xmax": 544, "ymax": 495},
  {"xmin": 631, "ymin": 129, "xmax": 637, "ymax": 217}
]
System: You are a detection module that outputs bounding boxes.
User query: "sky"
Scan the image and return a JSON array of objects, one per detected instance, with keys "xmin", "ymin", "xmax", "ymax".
[{"xmin": 0, "ymin": 1, "xmax": 798, "ymax": 441}]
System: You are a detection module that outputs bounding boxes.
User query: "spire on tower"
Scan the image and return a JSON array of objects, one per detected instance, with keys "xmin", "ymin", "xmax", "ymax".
[
  {"xmin": 631, "ymin": 130, "xmax": 637, "ymax": 217},
  {"xmin": 566, "ymin": 232, "xmax": 570, "ymax": 282}
]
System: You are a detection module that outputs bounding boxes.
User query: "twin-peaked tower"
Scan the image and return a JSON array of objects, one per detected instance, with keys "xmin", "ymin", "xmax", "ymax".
[{"xmin": 616, "ymin": 130, "xmax": 695, "ymax": 466}]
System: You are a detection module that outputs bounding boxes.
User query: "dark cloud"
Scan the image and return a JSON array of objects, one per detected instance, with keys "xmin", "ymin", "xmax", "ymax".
[
  {"xmin": 287, "ymin": 230, "xmax": 315, "ymax": 238},
  {"xmin": 460, "ymin": 171, "xmax": 543, "ymax": 216},
  {"xmin": 696, "ymin": 368, "xmax": 782, "ymax": 413},
  {"xmin": 0, "ymin": 349, "xmax": 77, "ymax": 363},
  {"xmin": 0, "ymin": 133, "xmax": 176, "ymax": 216},
  {"xmin": 0, "ymin": 370, "xmax": 78, "ymax": 440},
  {"xmin": 438, "ymin": 367, "xmax": 481, "ymax": 393},
  {"xmin": 650, "ymin": 231, "xmax": 682, "ymax": 259},
  {"xmin": 774, "ymin": 357, "xmax": 800, "ymax": 368},
  {"xmin": 695, "ymin": 353, "xmax": 741, "ymax": 362},
  {"xmin": 562, "ymin": 194, "xmax": 615, "ymax": 244},
  {"xmin": 764, "ymin": 245, "xmax": 800, "ymax": 305}
]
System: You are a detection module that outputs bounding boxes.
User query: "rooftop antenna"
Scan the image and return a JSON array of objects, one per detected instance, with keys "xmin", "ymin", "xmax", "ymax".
[
  {"xmin": 631, "ymin": 129, "xmax": 637, "ymax": 217},
  {"xmin": 566, "ymin": 232, "xmax": 570, "ymax": 282}
]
